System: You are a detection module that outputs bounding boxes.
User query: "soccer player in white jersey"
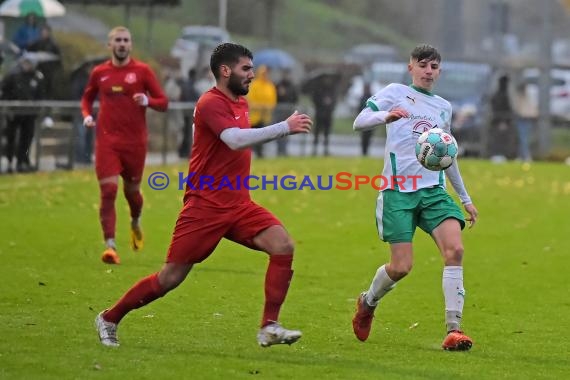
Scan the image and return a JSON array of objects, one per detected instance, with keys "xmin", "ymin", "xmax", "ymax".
[{"xmin": 351, "ymin": 44, "xmax": 478, "ymax": 351}]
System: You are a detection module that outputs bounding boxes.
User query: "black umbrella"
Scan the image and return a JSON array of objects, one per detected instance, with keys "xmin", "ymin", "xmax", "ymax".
[
  {"xmin": 301, "ymin": 68, "xmax": 341, "ymax": 94},
  {"xmin": 70, "ymin": 55, "xmax": 107, "ymax": 80}
]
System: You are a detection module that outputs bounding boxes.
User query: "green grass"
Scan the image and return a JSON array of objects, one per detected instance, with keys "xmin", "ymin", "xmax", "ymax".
[{"xmin": 1, "ymin": 158, "xmax": 569, "ymax": 379}]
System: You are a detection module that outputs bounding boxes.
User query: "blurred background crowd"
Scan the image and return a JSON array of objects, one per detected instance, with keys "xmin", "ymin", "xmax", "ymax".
[{"xmin": 1, "ymin": 0, "xmax": 570, "ymax": 173}]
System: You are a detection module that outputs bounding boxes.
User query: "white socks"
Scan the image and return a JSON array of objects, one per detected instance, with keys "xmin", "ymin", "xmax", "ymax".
[
  {"xmin": 443, "ymin": 266, "xmax": 465, "ymax": 332},
  {"xmin": 362, "ymin": 264, "xmax": 466, "ymax": 332},
  {"xmin": 364, "ymin": 264, "xmax": 396, "ymax": 307},
  {"xmin": 105, "ymin": 238, "xmax": 116, "ymax": 249}
]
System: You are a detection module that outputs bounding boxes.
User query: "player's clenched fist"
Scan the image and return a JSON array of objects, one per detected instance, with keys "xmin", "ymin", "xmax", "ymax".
[
  {"xmin": 286, "ymin": 110, "xmax": 312, "ymax": 134},
  {"xmin": 83, "ymin": 115, "xmax": 96, "ymax": 128},
  {"xmin": 385, "ymin": 107, "xmax": 409, "ymax": 123},
  {"xmin": 133, "ymin": 93, "xmax": 149, "ymax": 106}
]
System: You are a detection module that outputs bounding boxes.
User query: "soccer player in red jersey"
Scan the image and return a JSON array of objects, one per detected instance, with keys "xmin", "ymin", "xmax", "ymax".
[
  {"xmin": 81, "ymin": 26, "xmax": 168, "ymax": 264},
  {"xmin": 95, "ymin": 43, "xmax": 313, "ymax": 347}
]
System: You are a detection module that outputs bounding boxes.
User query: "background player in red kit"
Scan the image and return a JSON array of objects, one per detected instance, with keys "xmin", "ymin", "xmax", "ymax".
[
  {"xmin": 81, "ymin": 26, "xmax": 168, "ymax": 264},
  {"xmin": 95, "ymin": 43, "xmax": 312, "ymax": 347}
]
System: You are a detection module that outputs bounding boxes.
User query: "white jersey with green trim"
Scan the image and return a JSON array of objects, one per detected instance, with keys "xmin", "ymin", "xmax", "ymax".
[{"xmin": 367, "ymin": 83, "xmax": 453, "ymax": 192}]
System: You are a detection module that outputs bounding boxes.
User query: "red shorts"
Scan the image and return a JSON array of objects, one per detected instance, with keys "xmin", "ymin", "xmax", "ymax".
[
  {"xmin": 166, "ymin": 197, "xmax": 282, "ymax": 264},
  {"xmin": 95, "ymin": 142, "xmax": 146, "ymax": 182}
]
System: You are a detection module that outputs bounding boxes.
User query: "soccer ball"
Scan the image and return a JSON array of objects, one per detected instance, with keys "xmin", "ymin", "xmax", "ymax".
[{"xmin": 415, "ymin": 128, "xmax": 458, "ymax": 171}]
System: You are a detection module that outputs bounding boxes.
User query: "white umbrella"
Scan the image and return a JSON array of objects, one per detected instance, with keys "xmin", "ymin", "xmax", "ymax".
[
  {"xmin": 0, "ymin": 0, "xmax": 66, "ymax": 18},
  {"xmin": 21, "ymin": 51, "xmax": 60, "ymax": 63}
]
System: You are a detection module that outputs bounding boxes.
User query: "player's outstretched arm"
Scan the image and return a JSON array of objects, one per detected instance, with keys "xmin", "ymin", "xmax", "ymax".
[
  {"xmin": 220, "ymin": 111, "xmax": 311, "ymax": 151},
  {"xmin": 285, "ymin": 110, "xmax": 312, "ymax": 135}
]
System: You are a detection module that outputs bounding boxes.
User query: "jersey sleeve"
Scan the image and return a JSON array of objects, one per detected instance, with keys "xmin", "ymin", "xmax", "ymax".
[
  {"xmin": 366, "ymin": 83, "xmax": 399, "ymax": 112},
  {"xmin": 80, "ymin": 67, "xmax": 100, "ymax": 118},
  {"xmin": 143, "ymin": 66, "xmax": 168, "ymax": 112},
  {"xmin": 442, "ymin": 102, "xmax": 453, "ymax": 133},
  {"xmin": 198, "ymin": 96, "xmax": 240, "ymax": 137}
]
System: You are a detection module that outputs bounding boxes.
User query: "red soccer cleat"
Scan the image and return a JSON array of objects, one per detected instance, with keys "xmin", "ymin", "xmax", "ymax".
[
  {"xmin": 442, "ymin": 330, "xmax": 473, "ymax": 351},
  {"xmin": 352, "ymin": 293, "xmax": 376, "ymax": 342},
  {"xmin": 101, "ymin": 248, "xmax": 121, "ymax": 265}
]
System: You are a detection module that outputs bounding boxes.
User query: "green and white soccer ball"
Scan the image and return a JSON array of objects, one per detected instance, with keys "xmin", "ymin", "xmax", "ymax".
[{"xmin": 415, "ymin": 128, "xmax": 458, "ymax": 171}]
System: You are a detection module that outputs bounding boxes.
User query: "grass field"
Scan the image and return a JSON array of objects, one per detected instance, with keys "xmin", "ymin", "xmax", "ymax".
[{"xmin": 1, "ymin": 158, "xmax": 569, "ymax": 379}]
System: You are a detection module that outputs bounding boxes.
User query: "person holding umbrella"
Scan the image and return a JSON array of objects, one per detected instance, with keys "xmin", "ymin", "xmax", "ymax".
[
  {"xmin": 27, "ymin": 24, "xmax": 61, "ymax": 99},
  {"xmin": 11, "ymin": 12, "xmax": 42, "ymax": 50}
]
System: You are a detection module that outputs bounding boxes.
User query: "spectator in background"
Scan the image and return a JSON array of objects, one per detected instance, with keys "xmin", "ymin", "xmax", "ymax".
[
  {"xmin": 28, "ymin": 24, "xmax": 62, "ymax": 99},
  {"xmin": 194, "ymin": 66, "xmax": 216, "ymax": 95},
  {"xmin": 489, "ymin": 74, "xmax": 515, "ymax": 160},
  {"xmin": 310, "ymin": 73, "xmax": 338, "ymax": 156},
  {"xmin": 358, "ymin": 82, "xmax": 374, "ymax": 156},
  {"xmin": 273, "ymin": 69, "xmax": 299, "ymax": 156},
  {"xmin": 178, "ymin": 68, "xmax": 200, "ymax": 158},
  {"xmin": 247, "ymin": 65, "xmax": 277, "ymax": 158},
  {"xmin": 12, "ymin": 13, "xmax": 42, "ymax": 51},
  {"xmin": 513, "ymin": 81, "xmax": 536, "ymax": 162},
  {"xmin": 1, "ymin": 55, "xmax": 45, "ymax": 173},
  {"xmin": 70, "ymin": 61, "xmax": 96, "ymax": 164}
]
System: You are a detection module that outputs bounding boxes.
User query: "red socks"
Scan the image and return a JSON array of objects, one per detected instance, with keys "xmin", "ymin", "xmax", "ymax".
[
  {"xmin": 124, "ymin": 189, "xmax": 143, "ymax": 220},
  {"xmin": 100, "ymin": 183, "xmax": 143, "ymax": 241},
  {"xmin": 103, "ymin": 273, "xmax": 165, "ymax": 324},
  {"xmin": 102, "ymin": 255, "xmax": 294, "ymax": 327},
  {"xmin": 99, "ymin": 183, "xmax": 118, "ymax": 240},
  {"xmin": 262, "ymin": 254, "xmax": 293, "ymax": 327}
]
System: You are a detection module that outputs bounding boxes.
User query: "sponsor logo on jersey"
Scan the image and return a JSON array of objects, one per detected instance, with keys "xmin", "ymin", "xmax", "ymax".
[
  {"xmin": 112, "ymin": 86, "xmax": 123, "ymax": 93},
  {"xmin": 125, "ymin": 73, "xmax": 137, "ymax": 84},
  {"xmin": 412, "ymin": 120, "xmax": 435, "ymax": 136}
]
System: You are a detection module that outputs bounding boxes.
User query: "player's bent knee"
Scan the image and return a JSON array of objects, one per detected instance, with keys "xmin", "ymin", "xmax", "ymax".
[
  {"xmin": 255, "ymin": 225, "xmax": 295, "ymax": 255},
  {"xmin": 159, "ymin": 273, "xmax": 185, "ymax": 292},
  {"xmin": 389, "ymin": 262, "xmax": 412, "ymax": 280},
  {"xmin": 269, "ymin": 236, "xmax": 294, "ymax": 255},
  {"xmin": 444, "ymin": 245, "xmax": 464, "ymax": 265},
  {"xmin": 280, "ymin": 237, "xmax": 295, "ymax": 255},
  {"xmin": 158, "ymin": 265, "xmax": 192, "ymax": 291}
]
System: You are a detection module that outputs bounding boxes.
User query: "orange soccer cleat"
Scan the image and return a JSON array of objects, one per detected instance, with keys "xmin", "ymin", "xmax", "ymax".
[
  {"xmin": 101, "ymin": 248, "xmax": 121, "ymax": 265},
  {"xmin": 352, "ymin": 292, "xmax": 376, "ymax": 342},
  {"xmin": 442, "ymin": 330, "xmax": 473, "ymax": 351}
]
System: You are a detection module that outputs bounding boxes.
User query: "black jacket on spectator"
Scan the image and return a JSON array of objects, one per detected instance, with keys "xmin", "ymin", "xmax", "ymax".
[{"xmin": 1, "ymin": 62, "xmax": 46, "ymax": 172}]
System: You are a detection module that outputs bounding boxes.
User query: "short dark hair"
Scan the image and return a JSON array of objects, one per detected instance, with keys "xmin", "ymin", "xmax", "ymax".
[
  {"xmin": 210, "ymin": 43, "xmax": 253, "ymax": 79},
  {"xmin": 410, "ymin": 44, "xmax": 441, "ymax": 63}
]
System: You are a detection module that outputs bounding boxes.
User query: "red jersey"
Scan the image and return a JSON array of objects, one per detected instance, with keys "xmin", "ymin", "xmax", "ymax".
[
  {"xmin": 81, "ymin": 59, "xmax": 168, "ymax": 147},
  {"xmin": 184, "ymin": 87, "xmax": 251, "ymax": 207}
]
